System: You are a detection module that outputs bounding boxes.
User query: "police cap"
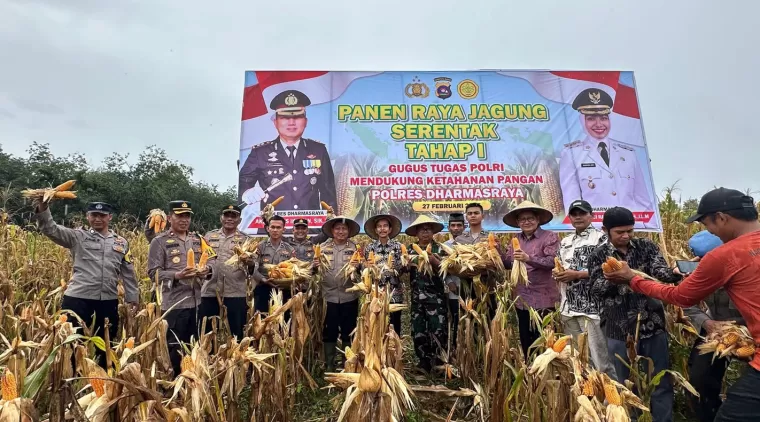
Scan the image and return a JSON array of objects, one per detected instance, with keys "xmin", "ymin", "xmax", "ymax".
[
  {"xmin": 87, "ymin": 202, "xmax": 114, "ymax": 214},
  {"xmin": 293, "ymin": 218, "xmax": 309, "ymax": 227},
  {"xmin": 269, "ymin": 90, "xmax": 311, "ymax": 117},
  {"xmin": 221, "ymin": 204, "xmax": 242, "ymax": 214},
  {"xmin": 572, "ymin": 88, "xmax": 613, "ymax": 115},
  {"xmin": 169, "ymin": 200, "xmax": 193, "ymax": 215}
]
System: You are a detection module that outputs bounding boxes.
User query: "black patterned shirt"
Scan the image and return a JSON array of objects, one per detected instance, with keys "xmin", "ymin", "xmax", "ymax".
[
  {"xmin": 588, "ymin": 237, "xmax": 682, "ymax": 341},
  {"xmin": 364, "ymin": 239, "xmax": 404, "ymax": 304}
]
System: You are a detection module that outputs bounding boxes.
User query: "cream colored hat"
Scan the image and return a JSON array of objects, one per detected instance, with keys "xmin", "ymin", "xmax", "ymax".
[
  {"xmin": 321, "ymin": 216, "xmax": 361, "ymax": 238},
  {"xmin": 502, "ymin": 201, "xmax": 554, "ymax": 228},
  {"xmin": 364, "ymin": 214, "xmax": 402, "ymax": 240},
  {"xmin": 404, "ymin": 215, "xmax": 444, "ymax": 237}
]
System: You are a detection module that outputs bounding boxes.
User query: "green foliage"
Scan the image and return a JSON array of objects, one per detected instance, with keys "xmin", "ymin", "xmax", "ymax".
[{"xmin": 0, "ymin": 143, "xmax": 236, "ymax": 232}]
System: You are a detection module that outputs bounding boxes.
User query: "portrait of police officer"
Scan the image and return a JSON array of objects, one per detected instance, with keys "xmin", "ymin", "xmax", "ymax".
[
  {"xmin": 238, "ymin": 90, "xmax": 337, "ymax": 233},
  {"xmin": 559, "ymin": 88, "xmax": 654, "ymax": 226}
]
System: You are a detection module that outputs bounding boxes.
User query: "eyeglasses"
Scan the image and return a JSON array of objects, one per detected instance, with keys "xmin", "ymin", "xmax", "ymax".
[{"xmin": 517, "ymin": 217, "xmax": 537, "ymax": 223}]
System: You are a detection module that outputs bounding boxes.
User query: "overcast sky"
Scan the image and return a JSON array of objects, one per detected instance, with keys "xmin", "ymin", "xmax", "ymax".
[{"xmin": 1, "ymin": 0, "xmax": 758, "ymax": 202}]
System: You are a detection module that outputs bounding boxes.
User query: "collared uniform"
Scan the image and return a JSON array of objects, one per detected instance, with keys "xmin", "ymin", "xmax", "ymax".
[
  {"xmin": 36, "ymin": 207, "xmax": 139, "ymax": 303},
  {"xmin": 202, "ymin": 229, "xmax": 250, "ymax": 299},
  {"xmin": 288, "ymin": 232, "xmax": 328, "ymax": 261},
  {"xmin": 148, "ymin": 230, "xmax": 208, "ymax": 311},
  {"xmin": 239, "ymin": 137, "xmax": 336, "ymax": 212},
  {"xmin": 252, "ymin": 239, "xmax": 296, "ymax": 312},
  {"xmin": 321, "ymin": 238, "xmax": 361, "ymax": 348},
  {"xmin": 559, "ymin": 137, "xmax": 653, "ymax": 217}
]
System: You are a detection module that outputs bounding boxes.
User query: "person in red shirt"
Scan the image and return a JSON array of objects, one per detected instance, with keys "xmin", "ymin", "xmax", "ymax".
[{"xmin": 604, "ymin": 187, "xmax": 760, "ymax": 422}]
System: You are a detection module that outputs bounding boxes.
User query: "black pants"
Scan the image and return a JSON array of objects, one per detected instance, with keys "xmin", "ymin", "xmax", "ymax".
[
  {"xmin": 61, "ymin": 296, "xmax": 119, "ymax": 368},
  {"xmin": 199, "ymin": 297, "xmax": 248, "ymax": 340},
  {"xmin": 389, "ymin": 311, "xmax": 402, "ymax": 336},
  {"xmin": 253, "ymin": 285, "xmax": 291, "ymax": 315},
  {"xmin": 715, "ymin": 366, "xmax": 760, "ymax": 421},
  {"xmin": 448, "ymin": 298, "xmax": 459, "ymax": 347},
  {"xmin": 688, "ymin": 332, "xmax": 729, "ymax": 421},
  {"xmin": 165, "ymin": 307, "xmax": 199, "ymax": 376},
  {"xmin": 516, "ymin": 307, "xmax": 554, "ymax": 359},
  {"xmin": 324, "ymin": 300, "xmax": 359, "ymax": 344}
]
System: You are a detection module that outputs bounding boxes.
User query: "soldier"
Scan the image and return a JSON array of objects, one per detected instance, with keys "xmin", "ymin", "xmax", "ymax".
[
  {"xmin": 35, "ymin": 201, "xmax": 139, "ymax": 368},
  {"xmin": 239, "ymin": 89, "xmax": 337, "ymax": 233},
  {"xmin": 315, "ymin": 216, "xmax": 361, "ymax": 372},
  {"xmin": 559, "ymin": 88, "xmax": 654, "ymax": 223},
  {"xmin": 252, "ymin": 215, "xmax": 297, "ymax": 313},
  {"xmin": 147, "ymin": 200, "xmax": 213, "ymax": 376},
  {"xmin": 405, "ymin": 215, "xmax": 447, "ymax": 373},
  {"xmin": 363, "ymin": 214, "xmax": 404, "ymax": 335},
  {"xmin": 200, "ymin": 204, "xmax": 252, "ymax": 340}
]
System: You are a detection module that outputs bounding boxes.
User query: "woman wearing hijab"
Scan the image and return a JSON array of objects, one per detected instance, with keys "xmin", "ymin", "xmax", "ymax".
[
  {"xmin": 315, "ymin": 216, "xmax": 361, "ymax": 372},
  {"xmin": 405, "ymin": 215, "xmax": 448, "ymax": 373},
  {"xmin": 363, "ymin": 214, "xmax": 405, "ymax": 335}
]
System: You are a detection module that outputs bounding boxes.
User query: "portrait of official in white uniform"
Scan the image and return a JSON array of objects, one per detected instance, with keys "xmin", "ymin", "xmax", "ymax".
[{"xmin": 559, "ymin": 88, "xmax": 654, "ymax": 222}]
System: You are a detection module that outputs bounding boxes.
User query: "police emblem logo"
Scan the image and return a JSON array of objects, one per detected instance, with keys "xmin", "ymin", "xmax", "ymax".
[
  {"xmin": 269, "ymin": 152, "xmax": 277, "ymax": 157},
  {"xmin": 95, "ymin": 204, "xmax": 103, "ymax": 210},
  {"xmin": 434, "ymin": 77, "xmax": 453, "ymax": 99},
  {"xmin": 589, "ymin": 91, "xmax": 601, "ymax": 104},
  {"xmin": 285, "ymin": 93, "xmax": 298, "ymax": 106},
  {"xmin": 457, "ymin": 79, "xmax": 479, "ymax": 100},
  {"xmin": 310, "ymin": 177, "xmax": 317, "ymax": 185},
  {"xmin": 404, "ymin": 76, "xmax": 430, "ymax": 98},
  {"xmin": 181, "ymin": 202, "xmax": 188, "ymax": 208},
  {"xmin": 172, "ymin": 256, "xmax": 181, "ymax": 264}
]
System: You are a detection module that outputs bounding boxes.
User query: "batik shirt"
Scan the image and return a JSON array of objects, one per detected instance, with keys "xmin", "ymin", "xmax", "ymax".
[
  {"xmin": 364, "ymin": 239, "xmax": 404, "ymax": 304},
  {"xmin": 556, "ymin": 226, "xmax": 607, "ymax": 317}
]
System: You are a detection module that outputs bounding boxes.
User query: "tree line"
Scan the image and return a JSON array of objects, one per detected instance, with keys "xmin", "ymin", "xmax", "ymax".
[{"xmin": 0, "ymin": 142, "xmax": 236, "ymax": 232}]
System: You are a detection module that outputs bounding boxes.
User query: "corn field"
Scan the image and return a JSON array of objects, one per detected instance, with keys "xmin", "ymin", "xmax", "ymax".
[{"xmin": 0, "ymin": 186, "xmax": 757, "ymax": 421}]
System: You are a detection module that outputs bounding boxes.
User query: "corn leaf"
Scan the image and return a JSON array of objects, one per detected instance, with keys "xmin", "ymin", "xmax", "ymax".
[
  {"xmin": 89, "ymin": 336, "xmax": 106, "ymax": 351},
  {"xmin": 23, "ymin": 333, "xmax": 85, "ymax": 398}
]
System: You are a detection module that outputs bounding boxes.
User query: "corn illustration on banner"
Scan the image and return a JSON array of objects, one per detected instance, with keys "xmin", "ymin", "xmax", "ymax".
[{"xmin": 237, "ymin": 71, "xmax": 661, "ymax": 234}]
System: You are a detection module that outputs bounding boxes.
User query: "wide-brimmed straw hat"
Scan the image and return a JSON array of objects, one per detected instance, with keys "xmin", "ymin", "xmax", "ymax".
[
  {"xmin": 364, "ymin": 214, "xmax": 402, "ymax": 240},
  {"xmin": 502, "ymin": 201, "xmax": 554, "ymax": 228},
  {"xmin": 404, "ymin": 215, "xmax": 444, "ymax": 237},
  {"xmin": 321, "ymin": 216, "xmax": 360, "ymax": 238}
]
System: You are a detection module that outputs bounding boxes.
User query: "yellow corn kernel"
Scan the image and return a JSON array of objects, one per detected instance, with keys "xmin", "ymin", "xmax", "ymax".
[
  {"xmin": 186, "ymin": 249, "xmax": 195, "ymax": 269},
  {"xmin": 90, "ymin": 373, "xmax": 105, "ymax": 397},
  {"xmin": 320, "ymin": 201, "xmax": 332, "ymax": 211},
  {"xmin": 582, "ymin": 380, "xmax": 594, "ymax": 396},
  {"xmin": 125, "ymin": 337, "xmax": 135, "ymax": 350},
  {"xmin": 412, "ymin": 243, "xmax": 425, "ymax": 256},
  {"xmin": 511, "ymin": 237, "xmax": 520, "ymax": 251},
  {"xmin": 723, "ymin": 333, "xmax": 740, "ymax": 346},
  {"xmin": 554, "ymin": 257, "xmax": 564, "ymax": 272},
  {"xmin": 552, "ymin": 335, "xmax": 571, "ymax": 352},
  {"xmin": 271, "ymin": 196, "xmax": 285, "ymax": 207},
  {"xmin": 197, "ymin": 250, "xmax": 209, "ymax": 270},
  {"xmin": 2, "ymin": 371, "xmax": 18, "ymax": 401},
  {"xmin": 604, "ymin": 382, "xmax": 622, "ymax": 406},
  {"xmin": 54, "ymin": 179, "xmax": 76, "ymax": 191},
  {"xmin": 401, "ymin": 244, "xmax": 408, "ymax": 256},
  {"xmin": 180, "ymin": 355, "xmax": 193, "ymax": 373},
  {"xmin": 735, "ymin": 345, "xmax": 755, "ymax": 358},
  {"xmin": 53, "ymin": 191, "xmax": 77, "ymax": 199}
]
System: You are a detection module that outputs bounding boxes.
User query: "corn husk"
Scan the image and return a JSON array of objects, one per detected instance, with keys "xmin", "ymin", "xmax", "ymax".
[
  {"xmin": 697, "ymin": 321, "xmax": 756, "ymax": 361},
  {"xmin": 440, "ymin": 241, "xmax": 504, "ymax": 278},
  {"xmin": 225, "ymin": 238, "xmax": 261, "ymax": 267},
  {"xmin": 265, "ymin": 258, "xmax": 312, "ymax": 288},
  {"xmin": 21, "ymin": 179, "xmax": 78, "ymax": 205}
]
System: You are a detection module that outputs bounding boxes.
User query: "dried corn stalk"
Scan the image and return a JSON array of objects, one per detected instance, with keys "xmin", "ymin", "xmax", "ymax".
[{"xmin": 226, "ymin": 238, "xmax": 261, "ymax": 267}]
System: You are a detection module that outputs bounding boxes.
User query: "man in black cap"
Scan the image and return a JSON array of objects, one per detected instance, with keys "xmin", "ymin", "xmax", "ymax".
[
  {"xmin": 587, "ymin": 206, "xmax": 681, "ymax": 422},
  {"xmin": 238, "ymin": 89, "xmax": 337, "ymax": 234},
  {"xmin": 147, "ymin": 200, "xmax": 214, "ymax": 376},
  {"xmin": 553, "ymin": 199, "xmax": 615, "ymax": 377},
  {"xmin": 603, "ymin": 188, "xmax": 760, "ymax": 422},
  {"xmin": 35, "ymin": 200, "xmax": 139, "ymax": 368},
  {"xmin": 559, "ymin": 88, "xmax": 654, "ymax": 226},
  {"xmin": 288, "ymin": 217, "xmax": 328, "ymax": 263},
  {"xmin": 199, "ymin": 204, "xmax": 251, "ymax": 340}
]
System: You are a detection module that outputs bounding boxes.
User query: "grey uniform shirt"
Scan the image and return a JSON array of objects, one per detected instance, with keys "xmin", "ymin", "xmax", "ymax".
[
  {"xmin": 288, "ymin": 232, "xmax": 328, "ymax": 261},
  {"xmin": 35, "ymin": 208, "xmax": 139, "ymax": 303},
  {"xmin": 202, "ymin": 229, "xmax": 250, "ymax": 298},
  {"xmin": 321, "ymin": 239, "xmax": 360, "ymax": 304},
  {"xmin": 148, "ymin": 231, "xmax": 211, "ymax": 311},
  {"xmin": 252, "ymin": 239, "xmax": 296, "ymax": 283}
]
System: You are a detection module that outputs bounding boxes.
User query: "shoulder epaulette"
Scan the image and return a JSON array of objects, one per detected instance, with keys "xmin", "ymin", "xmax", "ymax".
[
  {"xmin": 302, "ymin": 137, "xmax": 323, "ymax": 145},
  {"xmin": 613, "ymin": 142, "xmax": 634, "ymax": 152},
  {"xmin": 563, "ymin": 140, "xmax": 582, "ymax": 148},
  {"xmin": 252, "ymin": 140, "xmax": 274, "ymax": 149}
]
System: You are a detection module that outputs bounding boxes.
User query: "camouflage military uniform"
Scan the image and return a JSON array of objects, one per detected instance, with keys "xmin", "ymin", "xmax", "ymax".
[{"xmin": 408, "ymin": 241, "xmax": 448, "ymax": 369}]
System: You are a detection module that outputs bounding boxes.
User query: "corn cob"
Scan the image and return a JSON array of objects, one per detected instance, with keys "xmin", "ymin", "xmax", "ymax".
[
  {"xmin": 401, "ymin": 244, "xmax": 408, "ymax": 256},
  {"xmin": 314, "ymin": 244, "xmax": 321, "ymax": 258},
  {"xmin": 186, "ymin": 249, "xmax": 195, "ymax": 269},
  {"xmin": 125, "ymin": 337, "xmax": 135, "ymax": 350},
  {"xmin": 512, "ymin": 237, "xmax": 520, "ymax": 251},
  {"xmin": 180, "ymin": 355, "xmax": 193, "ymax": 373},
  {"xmin": 426, "ymin": 243, "xmax": 432, "ymax": 254},
  {"xmin": 90, "ymin": 372, "xmax": 106, "ymax": 397},
  {"xmin": 54, "ymin": 191, "xmax": 77, "ymax": 199},
  {"xmin": 554, "ymin": 257, "xmax": 564, "ymax": 272},
  {"xmin": 271, "ymin": 196, "xmax": 285, "ymax": 207},
  {"xmin": 1, "ymin": 371, "xmax": 18, "ymax": 401},
  {"xmin": 537, "ymin": 158, "xmax": 564, "ymax": 217},
  {"xmin": 603, "ymin": 382, "xmax": 622, "ymax": 406},
  {"xmin": 581, "ymin": 380, "xmax": 594, "ymax": 397},
  {"xmin": 54, "ymin": 179, "xmax": 77, "ymax": 191},
  {"xmin": 735, "ymin": 344, "xmax": 755, "ymax": 358},
  {"xmin": 412, "ymin": 243, "xmax": 425, "ymax": 256},
  {"xmin": 337, "ymin": 163, "xmax": 357, "ymax": 217},
  {"xmin": 197, "ymin": 250, "xmax": 209, "ymax": 270},
  {"xmin": 320, "ymin": 201, "xmax": 333, "ymax": 212},
  {"xmin": 367, "ymin": 251, "xmax": 376, "ymax": 265},
  {"xmin": 488, "ymin": 232, "xmax": 497, "ymax": 249},
  {"xmin": 552, "ymin": 335, "xmax": 571, "ymax": 352},
  {"xmin": 723, "ymin": 332, "xmax": 740, "ymax": 346},
  {"xmin": 604, "ymin": 257, "xmax": 623, "ymax": 272}
]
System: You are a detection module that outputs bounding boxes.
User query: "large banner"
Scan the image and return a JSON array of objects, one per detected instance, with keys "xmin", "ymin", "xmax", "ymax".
[{"xmin": 238, "ymin": 71, "xmax": 661, "ymax": 234}]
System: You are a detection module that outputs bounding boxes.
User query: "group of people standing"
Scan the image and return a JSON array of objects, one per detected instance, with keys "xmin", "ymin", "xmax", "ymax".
[{"xmin": 33, "ymin": 186, "xmax": 760, "ymax": 422}]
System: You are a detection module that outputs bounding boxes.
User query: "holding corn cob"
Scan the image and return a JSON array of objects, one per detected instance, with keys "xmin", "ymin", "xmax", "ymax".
[
  {"xmin": 510, "ymin": 237, "xmax": 529, "ymax": 287},
  {"xmin": 22, "ymin": 179, "xmax": 78, "ymax": 205}
]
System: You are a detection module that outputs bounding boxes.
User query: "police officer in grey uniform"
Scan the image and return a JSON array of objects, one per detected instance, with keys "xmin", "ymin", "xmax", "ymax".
[
  {"xmin": 35, "ymin": 201, "xmax": 139, "ymax": 367},
  {"xmin": 238, "ymin": 90, "xmax": 337, "ymax": 234},
  {"xmin": 200, "ymin": 204, "xmax": 252, "ymax": 340},
  {"xmin": 147, "ymin": 200, "xmax": 213, "ymax": 376},
  {"xmin": 559, "ymin": 88, "xmax": 654, "ymax": 224},
  {"xmin": 288, "ymin": 217, "xmax": 328, "ymax": 262},
  {"xmin": 252, "ymin": 215, "xmax": 296, "ymax": 313}
]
